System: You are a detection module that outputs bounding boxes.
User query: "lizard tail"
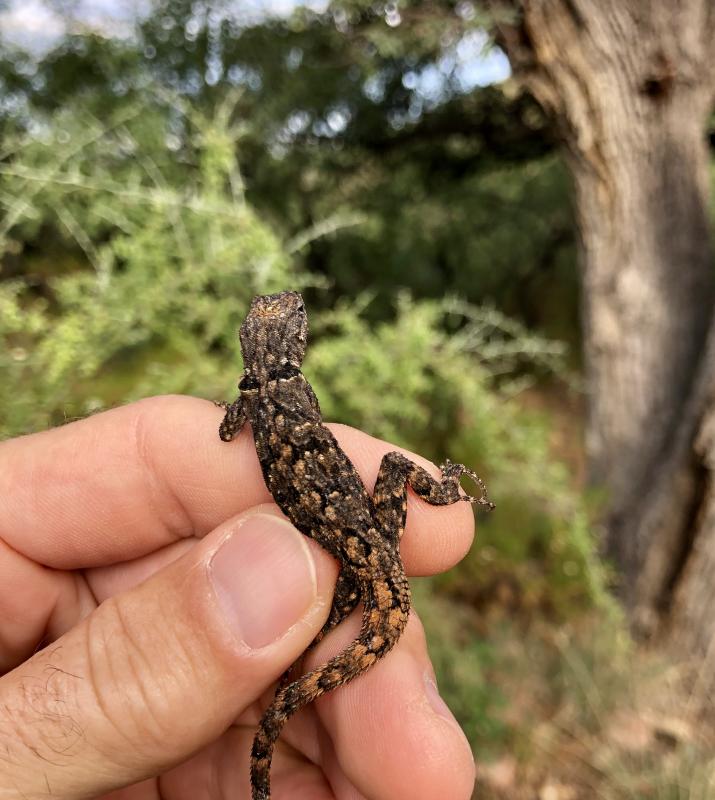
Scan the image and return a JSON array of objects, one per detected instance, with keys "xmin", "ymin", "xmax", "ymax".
[{"xmin": 250, "ymin": 575, "xmax": 411, "ymax": 799}]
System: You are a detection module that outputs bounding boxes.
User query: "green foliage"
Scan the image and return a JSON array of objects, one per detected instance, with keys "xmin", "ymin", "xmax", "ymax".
[
  {"xmin": 0, "ymin": 100, "xmax": 302, "ymax": 435},
  {"xmin": 0, "ymin": 86, "xmax": 604, "ymax": 617},
  {"xmin": 280, "ymin": 153, "xmax": 577, "ymax": 339},
  {"xmin": 0, "ymin": 1, "xmax": 568, "ymax": 333},
  {"xmin": 223, "ymin": 10, "xmax": 567, "ymax": 324},
  {"xmin": 307, "ymin": 291, "xmax": 564, "ymax": 450},
  {"xmin": 306, "ymin": 293, "xmax": 608, "ymax": 612}
]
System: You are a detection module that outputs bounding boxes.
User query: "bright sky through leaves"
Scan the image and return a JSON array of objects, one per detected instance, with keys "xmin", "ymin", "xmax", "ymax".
[{"xmin": 0, "ymin": 0, "xmax": 510, "ymax": 87}]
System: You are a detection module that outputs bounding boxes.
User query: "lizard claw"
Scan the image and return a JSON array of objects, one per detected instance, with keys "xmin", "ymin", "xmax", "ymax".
[
  {"xmin": 462, "ymin": 468, "xmax": 495, "ymax": 509},
  {"xmin": 439, "ymin": 460, "xmax": 494, "ymax": 509},
  {"xmin": 456, "ymin": 465, "xmax": 495, "ymax": 509}
]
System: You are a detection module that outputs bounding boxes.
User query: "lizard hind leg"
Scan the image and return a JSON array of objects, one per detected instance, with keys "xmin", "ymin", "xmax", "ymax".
[
  {"xmin": 372, "ymin": 451, "xmax": 494, "ymax": 547},
  {"xmin": 307, "ymin": 570, "xmax": 360, "ymax": 651},
  {"xmin": 275, "ymin": 571, "xmax": 361, "ymax": 689}
]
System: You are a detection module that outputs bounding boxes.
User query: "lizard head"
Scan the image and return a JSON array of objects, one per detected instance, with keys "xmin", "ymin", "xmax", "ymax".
[{"xmin": 239, "ymin": 291, "xmax": 308, "ymax": 373}]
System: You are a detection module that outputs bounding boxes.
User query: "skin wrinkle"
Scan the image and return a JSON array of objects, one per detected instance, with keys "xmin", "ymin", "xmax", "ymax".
[
  {"xmin": 205, "ymin": 742, "xmax": 224, "ymax": 800},
  {"xmin": 82, "ymin": 609, "xmax": 115, "ymax": 757},
  {"xmin": 0, "ymin": 528, "xmax": 104, "ymax": 674},
  {"xmin": 0, "ymin": 539, "xmax": 55, "ymax": 654},
  {"xmin": 156, "ymin": 772, "xmax": 170, "ymax": 800},
  {"xmin": 83, "ymin": 599, "xmax": 145, "ymax": 766},
  {"xmin": 104, "ymin": 597, "xmax": 175, "ymax": 760},
  {"xmin": 0, "ymin": 718, "xmax": 16, "ymax": 766},
  {"xmin": 45, "ymin": 571, "xmax": 90, "ymax": 645},
  {"xmin": 132, "ymin": 401, "xmax": 197, "ymax": 545}
]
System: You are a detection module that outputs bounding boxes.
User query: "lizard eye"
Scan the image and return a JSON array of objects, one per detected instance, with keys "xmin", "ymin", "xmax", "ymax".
[{"xmin": 239, "ymin": 375, "xmax": 259, "ymax": 391}]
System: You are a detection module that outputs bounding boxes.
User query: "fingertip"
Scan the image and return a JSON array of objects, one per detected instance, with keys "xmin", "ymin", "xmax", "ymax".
[
  {"xmin": 327, "ymin": 424, "xmax": 477, "ymax": 575},
  {"xmin": 314, "ymin": 615, "xmax": 475, "ymax": 800}
]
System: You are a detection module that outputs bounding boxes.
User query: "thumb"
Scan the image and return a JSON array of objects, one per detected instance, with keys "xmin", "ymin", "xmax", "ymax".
[{"xmin": 0, "ymin": 507, "xmax": 337, "ymax": 799}]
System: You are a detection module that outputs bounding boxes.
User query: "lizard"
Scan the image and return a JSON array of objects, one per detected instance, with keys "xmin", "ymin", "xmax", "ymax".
[{"xmin": 218, "ymin": 290, "xmax": 494, "ymax": 800}]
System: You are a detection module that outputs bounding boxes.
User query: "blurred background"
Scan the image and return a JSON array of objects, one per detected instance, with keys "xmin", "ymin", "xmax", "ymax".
[{"xmin": 1, "ymin": 1, "xmax": 715, "ymax": 797}]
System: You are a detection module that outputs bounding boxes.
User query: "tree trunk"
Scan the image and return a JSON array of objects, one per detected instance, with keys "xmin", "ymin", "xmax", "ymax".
[{"xmin": 493, "ymin": 0, "xmax": 715, "ymax": 661}]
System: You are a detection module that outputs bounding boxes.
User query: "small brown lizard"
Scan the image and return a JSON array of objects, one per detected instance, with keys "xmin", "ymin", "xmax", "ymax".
[{"xmin": 219, "ymin": 291, "xmax": 493, "ymax": 800}]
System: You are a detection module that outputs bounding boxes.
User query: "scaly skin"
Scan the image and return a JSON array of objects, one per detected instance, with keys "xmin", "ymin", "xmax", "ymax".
[{"xmin": 219, "ymin": 291, "xmax": 493, "ymax": 799}]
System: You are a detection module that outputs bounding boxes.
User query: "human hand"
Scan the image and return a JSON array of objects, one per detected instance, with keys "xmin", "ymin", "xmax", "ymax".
[{"xmin": 0, "ymin": 396, "xmax": 477, "ymax": 799}]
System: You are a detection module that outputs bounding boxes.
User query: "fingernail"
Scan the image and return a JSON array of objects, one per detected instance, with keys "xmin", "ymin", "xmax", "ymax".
[
  {"xmin": 424, "ymin": 672, "xmax": 460, "ymax": 726},
  {"xmin": 210, "ymin": 513, "xmax": 318, "ymax": 649}
]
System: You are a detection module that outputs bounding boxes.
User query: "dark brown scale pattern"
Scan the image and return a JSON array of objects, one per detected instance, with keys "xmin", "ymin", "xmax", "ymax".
[{"xmin": 219, "ymin": 291, "xmax": 494, "ymax": 800}]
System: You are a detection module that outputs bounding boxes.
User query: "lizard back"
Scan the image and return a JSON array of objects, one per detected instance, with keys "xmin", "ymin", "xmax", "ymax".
[{"xmin": 218, "ymin": 291, "xmax": 493, "ymax": 800}]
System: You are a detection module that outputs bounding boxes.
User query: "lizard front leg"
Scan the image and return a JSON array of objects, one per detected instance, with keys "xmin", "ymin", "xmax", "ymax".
[
  {"xmin": 218, "ymin": 397, "xmax": 246, "ymax": 442},
  {"xmin": 372, "ymin": 452, "xmax": 493, "ymax": 547}
]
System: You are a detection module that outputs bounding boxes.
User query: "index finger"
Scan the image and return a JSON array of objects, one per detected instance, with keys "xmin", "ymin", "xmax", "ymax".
[{"xmin": 0, "ymin": 395, "xmax": 475, "ymax": 575}]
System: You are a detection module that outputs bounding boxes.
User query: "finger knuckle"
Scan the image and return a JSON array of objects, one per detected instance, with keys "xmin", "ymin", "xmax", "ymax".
[{"xmin": 84, "ymin": 595, "xmax": 192, "ymax": 763}]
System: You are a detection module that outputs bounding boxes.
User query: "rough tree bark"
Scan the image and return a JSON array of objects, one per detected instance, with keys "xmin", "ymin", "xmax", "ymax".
[{"xmin": 492, "ymin": 0, "xmax": 715, "ymax": 665}]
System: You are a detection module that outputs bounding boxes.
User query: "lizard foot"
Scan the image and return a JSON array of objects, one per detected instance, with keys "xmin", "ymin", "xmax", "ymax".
[{"xmin": 439, "ymin": 459, "xmax": 495, "ymax": 509}]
